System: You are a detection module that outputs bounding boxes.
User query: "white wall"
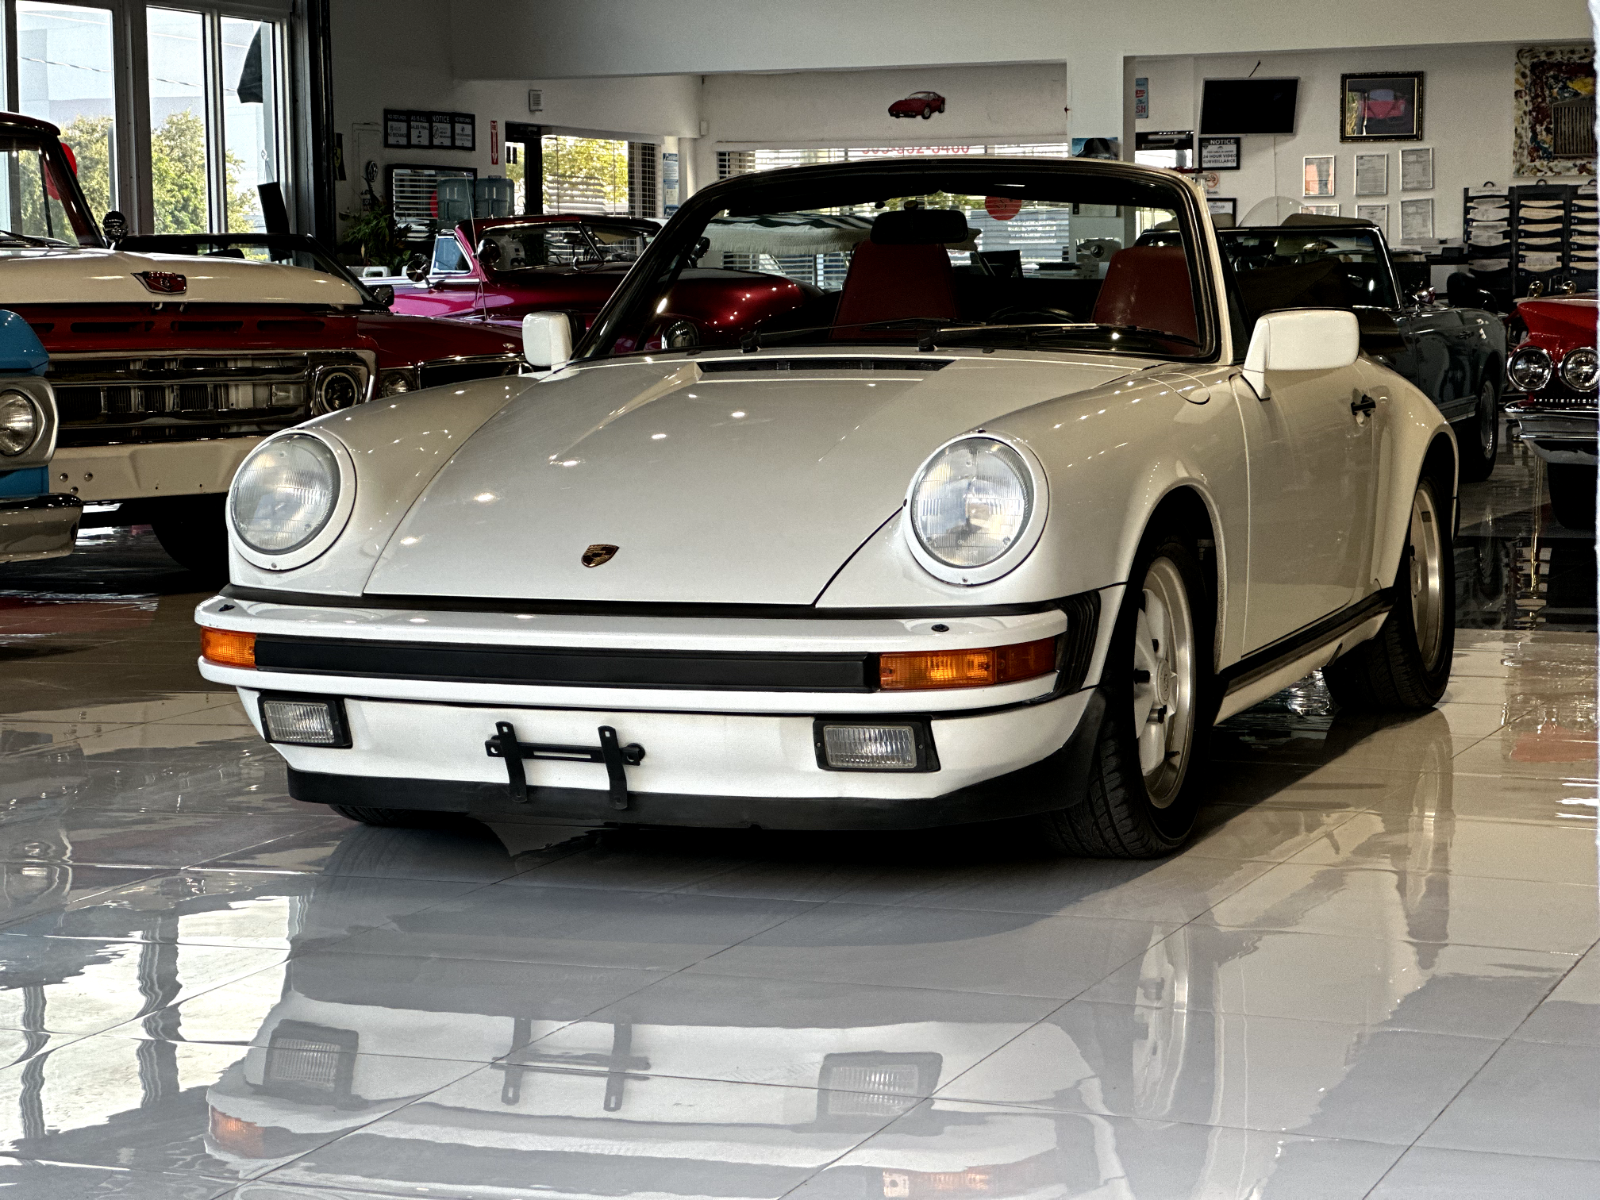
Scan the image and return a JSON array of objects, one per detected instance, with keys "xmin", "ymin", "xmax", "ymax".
[{"xmin": 1134, "ymin": 43, "xmax": 1546, "ymax": 243}]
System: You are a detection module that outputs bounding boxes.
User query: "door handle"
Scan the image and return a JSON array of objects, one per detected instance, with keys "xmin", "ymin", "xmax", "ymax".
[{"xmin": 1351, "ymin": 394, "xmax": 1378, "ymax": 416}]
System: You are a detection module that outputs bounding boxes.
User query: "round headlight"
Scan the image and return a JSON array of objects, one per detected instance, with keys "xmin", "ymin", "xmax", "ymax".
[
  {"xmin": 378, "ymin": 369, "xmax": 414, "ymax": 397},
  {"xmin": 1560, "ymin": 347, "xmax": 1599, "ymax": 391},
  {"xmin": 230, "ymin": 433, "xmax": 341, "ymax": 555},
  {"xmin": 313, "ymin": 369, "xmax": 362, "ymax": 415},
  {"xmin": 910, "ymin": 437, "xmax": 1034, "ymax": 569},
  {"xmin": 0, "ymin": 391, "xmax": 40, "ymax": 457},
  {"xmin": 1508, "ymin": 346, "xmax": 1553, "ymax": 393}
]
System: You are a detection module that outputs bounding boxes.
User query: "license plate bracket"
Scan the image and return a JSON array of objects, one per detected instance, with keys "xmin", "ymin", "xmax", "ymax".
[{"xmin": 485, "ymin": 721, "xmax": 645, "ymax": 809}]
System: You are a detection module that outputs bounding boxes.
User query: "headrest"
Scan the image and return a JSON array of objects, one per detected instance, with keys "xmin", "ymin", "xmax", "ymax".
[{"xmin": 870, "ymin": 208, "xmax": 970, "ymax": 245}]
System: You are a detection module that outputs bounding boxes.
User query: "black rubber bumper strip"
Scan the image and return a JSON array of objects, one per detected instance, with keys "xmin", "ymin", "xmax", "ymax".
[{"xmin": 287, "ymin": 688, "xmax": 1109, "ymax": 832}]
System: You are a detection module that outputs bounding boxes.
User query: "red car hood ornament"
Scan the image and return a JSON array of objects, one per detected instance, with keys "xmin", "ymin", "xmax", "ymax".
[{"xmin": 134, "ymin": 270, "xmax": 187, "ymax": 295}]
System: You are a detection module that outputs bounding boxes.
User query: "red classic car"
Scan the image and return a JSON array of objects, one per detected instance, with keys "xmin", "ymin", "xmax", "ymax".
[
  {"xmin": 888, "ymin": 91, "xmax": 946, "ymax": 119},
  {"xmin": 1505, "ymin": 294, "xmax": 1598, "ymax": 528},
  {"xmin": 387, "ymin": 214, "xmax": 815, "ymax": 350},
  {"xmin": 1, "ymin": 110, "xmax": 525, "ymax": 574}
]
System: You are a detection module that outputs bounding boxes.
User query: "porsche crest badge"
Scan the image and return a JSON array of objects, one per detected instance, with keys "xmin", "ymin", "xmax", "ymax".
[{"xmin": 582, "ymin": 544, "xmax": 618, "ymax": 568}]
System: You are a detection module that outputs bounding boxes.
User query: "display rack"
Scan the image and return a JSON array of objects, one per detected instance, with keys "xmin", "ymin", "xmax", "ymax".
[{"xmin": 1463, "ymin": 183, "xmax": 1511, "ymax": 308}]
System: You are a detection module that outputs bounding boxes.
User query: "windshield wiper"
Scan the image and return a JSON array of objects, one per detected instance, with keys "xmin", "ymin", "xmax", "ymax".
[
  {"xmin": 923, "ymin": 322, "xmax": 1200, "ymax": 350},
  {"xmin": 0, "ymin": 228, "xmax": 69, "ymax": 248}
]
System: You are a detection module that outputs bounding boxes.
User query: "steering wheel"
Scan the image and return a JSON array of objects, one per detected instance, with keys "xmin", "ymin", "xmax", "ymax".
[{"xmin": 988, "ymin": 306, "xmax": 1079, "ymax": 325}]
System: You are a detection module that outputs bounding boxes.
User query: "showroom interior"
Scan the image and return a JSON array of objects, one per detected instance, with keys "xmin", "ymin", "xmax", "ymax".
[{"xmin": 0, "ymin": 0, "xmax": 1598, "ymax": 1196}]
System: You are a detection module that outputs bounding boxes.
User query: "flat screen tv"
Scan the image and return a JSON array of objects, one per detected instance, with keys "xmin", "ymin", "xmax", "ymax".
[{"xmin": 1199, "ymin": 78, "xmax": 1299, "ymax": 135}]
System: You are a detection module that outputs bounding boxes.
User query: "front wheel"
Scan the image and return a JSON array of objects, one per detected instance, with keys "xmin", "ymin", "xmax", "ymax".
[
  {"xmin": 1454, "ymin": 378, "xmax": 1499, "ymax": 483},
  {"xmin": 1324, "ymin": 476, "xmax": 1454, "ymax": 711},
  {"xmin": 1035, "ymin": 533, "xmax": 1213, "ymax": 858},
  {"xmin": 921, "ymin": 106, "xmax": 932, "ymax": 118},
  {"xmin": 1547, "ymin": 463, "xmax": 1596, "ymax": 529}
]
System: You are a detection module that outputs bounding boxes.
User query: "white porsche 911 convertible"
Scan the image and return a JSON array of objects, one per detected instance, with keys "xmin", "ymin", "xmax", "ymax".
[{"xmin": 195, "ymin": 158, "xmax": 1456, "ymax": 858}]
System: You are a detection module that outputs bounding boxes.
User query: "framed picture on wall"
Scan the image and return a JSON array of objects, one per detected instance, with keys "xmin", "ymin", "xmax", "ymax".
[
  {"xmin": 1356, "ymin": 203, "xmax": 1390, "ymax": 234},
  {"xmin": 1341, "ymin": 72, "xmax": 1424, "ymax": 142},
  {"xmin": 1303, "ymin": 155, "xmax": 1335, "ymax": 197},
  {"xmin": 1207, "ymin": 197, "xmax": 1237, "ymax": 221},
  {"xmin": 1400, "ymin": 147, "xmax": 1434, "ymax": 191},
  {"xmin": 1301, "ymin": 203, "xmax": 1340, "ymax": 216},
  {"xmin": 1354, "ymin": 153, "xmax": 1389, "ymax": 196},
  {"xmin": 1400, "ymin": 198, "xmax": 1435, "ymax": 241}
]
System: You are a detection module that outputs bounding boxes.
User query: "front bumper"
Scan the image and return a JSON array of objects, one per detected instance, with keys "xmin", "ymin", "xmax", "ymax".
[
  {"xmin": 1509, "ymin": 405, "xmax": 1598, "ymax": 466},
  {"xmin": 50, "ymin": 436, "xmax": 263, "ymax": 501},
  {"xmin": 196, "ymin": 591, "xmax": 1114, "ymax": 830},
  {"xmin": 0, "ymin": 492, "xmax": 81, "ymax": 563}
]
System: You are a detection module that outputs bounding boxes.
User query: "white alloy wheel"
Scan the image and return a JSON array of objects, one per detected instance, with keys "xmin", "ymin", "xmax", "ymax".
[{"xmin": 1130, "ymin": 556, "xmax": 1197, "ymax": 808}]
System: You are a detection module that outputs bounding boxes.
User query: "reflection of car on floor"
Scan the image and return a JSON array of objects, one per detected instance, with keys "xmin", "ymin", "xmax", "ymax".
[
  {"xmin": 1504, "ymin": 293, "xmax": 1597, "ymax": 529},
  {"xmin": 0, "ymin": 310, "xmax": 79, "ymax": 563},
  {"xmin": 200, "ymin": 157, "xmax": 1461, "ymax": 857},
  {"xmin": 1213, "ymin": 217, "xmax": 1508, "ymax": 481},
  {"xmin": 888, "ymin": 90, "xmax": 946, "ymax": 118},
  {"xmin": 1, "ymin": 111, "xmax": 525, "ymax": 574},
  {"xmin": 386, "ymin": 214, "xmax": 812, "ymax": 348}
]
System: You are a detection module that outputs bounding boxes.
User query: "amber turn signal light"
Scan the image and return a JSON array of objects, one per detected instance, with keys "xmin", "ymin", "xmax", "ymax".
[
  {"xmin": 879, "ymin": 636, "xmax": 1057, "ymax": 691},
  {"xmin": 200, "ymin": 627, "xmax": 256, "ymax": 668},
  {"xmin": 208, "ymin": 1109, "xmax": 267, "ymax": 1157}
]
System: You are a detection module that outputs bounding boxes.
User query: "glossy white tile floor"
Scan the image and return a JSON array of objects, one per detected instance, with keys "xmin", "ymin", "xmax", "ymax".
[{"xmin": 0, "ymin": 538, "xmax": 1595, "ymax": 1197}]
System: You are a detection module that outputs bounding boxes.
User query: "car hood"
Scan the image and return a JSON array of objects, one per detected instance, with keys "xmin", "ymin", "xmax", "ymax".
[
  {"xmin": 0, "ymin": 247, "xmax": 364, "ymax": 306},
  {"xmin": 363, "ymin": 353, "xmax": 1138, "ymax": 605}
]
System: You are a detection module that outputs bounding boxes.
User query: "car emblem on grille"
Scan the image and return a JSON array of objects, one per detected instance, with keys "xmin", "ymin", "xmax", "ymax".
[
  {"xmin": 582, "ymin": 544, "xmax": 618, "ymax": 567},
  {"xmin": 134, "ymin": 270, "xmax": 187, "ymax": 295}
]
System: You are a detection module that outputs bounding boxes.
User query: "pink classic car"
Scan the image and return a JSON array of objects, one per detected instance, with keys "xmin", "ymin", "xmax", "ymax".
[{"xmin": 387, "ymin": 214, "xmax": 814, "ymax": 350}]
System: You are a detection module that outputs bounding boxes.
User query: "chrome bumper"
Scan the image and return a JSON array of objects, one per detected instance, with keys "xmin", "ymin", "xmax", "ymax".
[
  {"xmin": 1510, "ymin": 406, "xmax": 1598, "ymax": 467},
  {"xmin": 0, "ymin": 493, "xmax": 82, "ymax": 563}
]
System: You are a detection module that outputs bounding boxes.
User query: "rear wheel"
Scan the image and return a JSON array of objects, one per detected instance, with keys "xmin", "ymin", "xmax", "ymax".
[
  {"xmin": 1036, "ymin": 532, "xmax": 1213, "ymax": 858},
  {"xmin": 1324, "ymin": 476, "xmax": 1454, "ymax": 710},
  {"xmin": 1454, "ymin": 378, "xmax": 1499, "ymax": 483},
  {"xmin": 1547, "ymin": 463, "xmax": 1596, "ymax": 529},
  {"xmin": 150, "ymin": 496, "xmax": 229, "ymax": 579}
]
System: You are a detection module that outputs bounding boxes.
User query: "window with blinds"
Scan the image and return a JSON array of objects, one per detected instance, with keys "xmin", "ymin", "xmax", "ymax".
[
  {"xmin": 628, "ymin": 143, "xmax": 659, "ymax": 218},
  {"xmin": 712, "ymin": 144, "xmax": 1079, "ymax": 285},
  {"xmin": 387, "ymin": 165, "xmax": 476, "ymax": 235}
]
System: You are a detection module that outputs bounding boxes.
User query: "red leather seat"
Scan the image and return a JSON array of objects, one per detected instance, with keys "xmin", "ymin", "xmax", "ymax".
[
  {"xmin": 1091, "ymin": 246, "xmax": 1198, "ymax": 344},
  {"xmin": 832, "ymin": 240, "xmax": 960, "ymax": 338}
]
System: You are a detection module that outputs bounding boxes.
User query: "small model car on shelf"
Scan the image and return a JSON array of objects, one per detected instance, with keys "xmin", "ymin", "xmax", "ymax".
[{"xmin": 888, "ymin": 91, "xmax": 947, "ymax": 119}]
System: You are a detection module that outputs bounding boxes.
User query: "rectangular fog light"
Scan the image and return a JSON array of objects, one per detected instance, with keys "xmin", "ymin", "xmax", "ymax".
[
  {"xmin": 816, "ymin": 721, "xmax": 935, "ymax": 772},
  {"xmin": 259, "ymin": 695, "xmax": 351, "ymax": 748}
]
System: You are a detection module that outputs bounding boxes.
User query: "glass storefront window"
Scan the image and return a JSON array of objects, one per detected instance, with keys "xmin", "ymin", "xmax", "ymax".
[
  {"xmin": 17, "ymin": 2, "xmax": 118, "ymax": 221},
  {"xmin": 146, "ymin": 7, "xmax": 207, "ymax": 234},
  {"xmin": 221, "ymin": 16, "xmax": 275, "ymax": 231}
]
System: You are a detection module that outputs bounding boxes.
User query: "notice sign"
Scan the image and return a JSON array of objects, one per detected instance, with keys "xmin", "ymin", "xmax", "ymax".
[
  {"xmin": 383, "ymin": 110, "xmax": 476, "ymax": 151},
  {"xmin": 1198, "ymin": 136, "xmax": 1240, "ymax": 170},
  {"xmin": 1134, "ymin": 76, "xmax": 1149, "ymax": 120}
]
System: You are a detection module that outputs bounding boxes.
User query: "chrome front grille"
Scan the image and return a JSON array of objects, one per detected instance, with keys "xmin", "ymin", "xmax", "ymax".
[{"xmin": 48, "ymin": 351, "xmax": 372, "ymax": 446}]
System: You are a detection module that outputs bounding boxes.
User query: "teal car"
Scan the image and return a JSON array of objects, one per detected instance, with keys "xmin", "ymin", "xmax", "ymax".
[{"xmin": 0, "ymin": 310, "xmax": 80, "ymax": 563}]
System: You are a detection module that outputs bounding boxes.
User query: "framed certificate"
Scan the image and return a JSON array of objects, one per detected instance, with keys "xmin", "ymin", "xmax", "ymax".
[{"xmin": 1303, "ymin": 155, "xmax": 1335, "ymax": 197}]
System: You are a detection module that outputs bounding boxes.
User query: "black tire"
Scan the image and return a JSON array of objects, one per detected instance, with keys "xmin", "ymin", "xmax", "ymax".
[
  {"xmin": 1547, "ymin": 463, "xmax": 1596, "ymax": 529},
  {"xmin": 329, "ymin": 804, "xmax": 435, "ymax": 827},
  {"xmin": 1324, "ymin": 476, "xmax": 1454, "ymax": 711},
  {"xmin": 150, "ymin": 496, "xmax": 230, "ymax": 578},
  {"xmin": 1454, "ymin": 378, "xmax": 1499, "ymax": 483},
  {"xmin": 1035, "ymin": 531, "xmax": 1215, "ymax": 858},
  {"xmin": 921, "ymin": 106, "xmax": 932, "ymax": 119}
]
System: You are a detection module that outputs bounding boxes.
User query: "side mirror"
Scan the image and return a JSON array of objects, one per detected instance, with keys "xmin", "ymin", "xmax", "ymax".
[
  {"xmin": 1411, "ymin": 286, "xmax": 1437, "ymax": 307},
  {"xmin": 1241, "ymin": 309, "xmax": 1360, "ymax": 400},
  {"xmin": 522, "ymin": 311, "xmax": 573, "ymax": 370},
  {"xmin": 404, "ymin": 254, "xmax": 429, "ymax": 284},
  {"xmin": 476, "ymin": 237, "xmax": 501, "ymax": 268},
  {"xmin": 369, "ymin": 284, "xmax": 394, "ymax": 308}
]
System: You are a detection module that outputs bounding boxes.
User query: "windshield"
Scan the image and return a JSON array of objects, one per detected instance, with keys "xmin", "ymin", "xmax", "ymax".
[
  {"xmin": 1217, "ymin": 226, "xmax": 1399, "ymax": 312},
  {"xmin": 475, "ymin": 220, "xmax": 655, "ymax": 271},
  {"xmin": 0, "ymin": 131, "xmax": 97, "ymax": 247},
  {"xmin": 580, "ymin": 160, "xmax": 1212, "ymax": 360}
]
